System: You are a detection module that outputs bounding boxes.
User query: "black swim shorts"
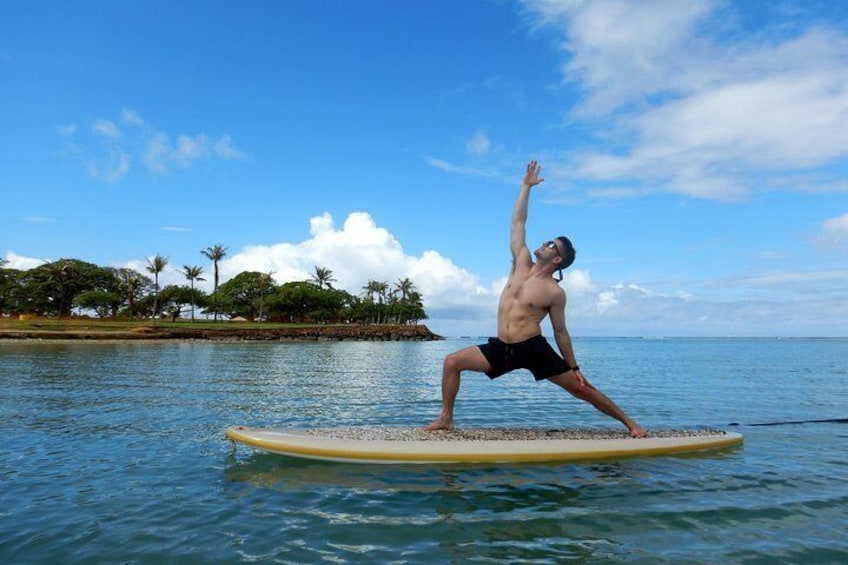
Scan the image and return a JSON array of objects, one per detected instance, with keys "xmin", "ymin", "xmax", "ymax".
[{"xmin": 478, "ymin": 335, "xmax": 571, "ymax": 381}]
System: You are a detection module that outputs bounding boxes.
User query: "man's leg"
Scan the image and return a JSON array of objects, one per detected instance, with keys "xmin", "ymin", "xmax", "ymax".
[
  {"xmin": 424, "ymin": 346, "xmax": 492, "ymax": 430},
  {"xmin": 547, "ymin": 372, "xmax": 647, "ymax": 438}
]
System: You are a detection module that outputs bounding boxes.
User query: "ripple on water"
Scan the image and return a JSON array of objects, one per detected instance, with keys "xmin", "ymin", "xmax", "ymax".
[{"xmin": 2, "ymin": 339, "xmax": 848, "ymax": 563}]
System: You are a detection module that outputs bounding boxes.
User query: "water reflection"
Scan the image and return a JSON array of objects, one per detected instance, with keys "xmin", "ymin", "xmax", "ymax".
[{"xmin": 222, "ymin": 451, "xmax": 643, "ymax": 563}]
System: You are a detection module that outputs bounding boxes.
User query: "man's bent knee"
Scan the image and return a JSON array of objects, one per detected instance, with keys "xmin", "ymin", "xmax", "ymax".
[
  {"xmin": 443, "ymin": 353, "xmax": 461, "ymax": 374},
  {"xmin": 443, "ymin": 347, "xmax": 489, "ymax": 375}
]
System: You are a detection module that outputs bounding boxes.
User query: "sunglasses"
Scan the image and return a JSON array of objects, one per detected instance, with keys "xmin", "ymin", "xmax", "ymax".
[{"xmin": 546, "ymin": 240, "xmax": 565, "ymax": 281}]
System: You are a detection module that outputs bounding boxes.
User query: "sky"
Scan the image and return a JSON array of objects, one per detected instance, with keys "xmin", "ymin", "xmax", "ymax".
[{"xmin": 2, "ymin": 0, "xmax": 847, "ymax": 337}]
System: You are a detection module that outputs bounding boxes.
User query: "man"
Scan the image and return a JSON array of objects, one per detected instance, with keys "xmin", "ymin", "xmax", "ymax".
[{"xmin": 426, "ymin": 160, "xmax": 647, "ymax": 438}]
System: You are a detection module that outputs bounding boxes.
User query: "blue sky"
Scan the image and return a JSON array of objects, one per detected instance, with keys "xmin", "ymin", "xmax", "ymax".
[{"xmin": 2, "ymin": 0, "xmax": 847, "ymax": 337}]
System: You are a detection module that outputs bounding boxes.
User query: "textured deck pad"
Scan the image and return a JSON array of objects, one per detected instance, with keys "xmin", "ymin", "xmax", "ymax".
[{"xmin": 226, "ymin": 426, "xmax": 743, "ymax": 464}]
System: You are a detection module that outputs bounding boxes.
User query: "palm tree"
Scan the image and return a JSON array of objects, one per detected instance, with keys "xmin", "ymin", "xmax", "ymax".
[
  {"xmin": 201, "ymin": 244, "xmax": 228, "ymax": 321},
  {"xmin": 394, "ymin": 278, "xmax": 415, "ymax": 301},
  {"xmin": 361, "ymin": 280, "xmax": 384, "ymax": 323},
  {"xmin": 145, "ymin": 254, "xmax": 168, "ymax": 321},
  {"xmin": 376, "ymin": 281, "xmax": 389, "ymax": 304},
  {"xmin": 182, "ymin": 265, "xmax": 205, "ymax": 322},
  {"xmin": 362, "ymin": 280, "xmax": 382, "ymax": 303},
  {"xmin": 257, "ymin": 271, "xmax": 275, "ymax": 322},
  {"xmin": 117, "ymin": 268, "xmax": 142, "ymax": 320},
  {"xmin": 310, "ymin": 266, "xmax": 336, "ymax": 289}
]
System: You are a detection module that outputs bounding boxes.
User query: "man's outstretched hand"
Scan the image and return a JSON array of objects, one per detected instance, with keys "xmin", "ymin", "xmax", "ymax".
[{"xmin": 523, "ymin": 160, "xmax": 545, "ymax": 187}]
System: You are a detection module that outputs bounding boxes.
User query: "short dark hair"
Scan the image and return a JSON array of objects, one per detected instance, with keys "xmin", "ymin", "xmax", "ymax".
[{"xmin": 555, "ymin": 236, "xmax": 576, "ymax": 271}]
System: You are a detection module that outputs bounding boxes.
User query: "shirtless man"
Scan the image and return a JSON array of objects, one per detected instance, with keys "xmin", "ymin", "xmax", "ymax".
[{"xmin": 426, "ymin": 160, "xmax": 647, "ymax": 438}]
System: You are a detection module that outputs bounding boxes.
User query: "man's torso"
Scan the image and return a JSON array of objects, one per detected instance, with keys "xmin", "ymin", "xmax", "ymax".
[{"xmin": 497, "ymin": 266, "xmax": 557, "ymax": 342}]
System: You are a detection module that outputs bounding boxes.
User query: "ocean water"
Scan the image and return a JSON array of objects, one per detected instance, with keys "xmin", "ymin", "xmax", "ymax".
[{"xmin": 1, "ymin": 337, "xmax": 846, "ymax": 564}]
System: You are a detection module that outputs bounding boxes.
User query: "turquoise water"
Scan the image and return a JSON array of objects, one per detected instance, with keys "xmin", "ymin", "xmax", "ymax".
[{"xmin": 1, "ymin": 338, "xmax": 846, "ymax": 564}]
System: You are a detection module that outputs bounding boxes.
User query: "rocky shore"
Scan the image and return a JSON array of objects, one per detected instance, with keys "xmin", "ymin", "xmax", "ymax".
[{"xmin": 0, "ymin": 324, "xmax": 443, "ymax": 342}]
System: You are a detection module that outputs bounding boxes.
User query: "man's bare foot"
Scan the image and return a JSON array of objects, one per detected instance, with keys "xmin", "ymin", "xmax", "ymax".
[
  {"xmin": 424, "ymin": 417, "xmax": 453, "ymax": 431},
  {"xmin": 629, "ymin": 425, "xmax": 648, "ymax": 438}
]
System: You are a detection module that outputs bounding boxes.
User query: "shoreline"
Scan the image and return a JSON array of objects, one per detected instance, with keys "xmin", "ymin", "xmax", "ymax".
[{"xmin": 0, "ymin": 323, "xmax": 443, "ymax": 342}]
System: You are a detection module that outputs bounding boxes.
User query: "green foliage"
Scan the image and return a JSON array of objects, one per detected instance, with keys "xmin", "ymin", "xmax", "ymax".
[
  {"xmin": 0, "ymin": 265, "xmax": 22, "ymax": 313},
  {"xmin": 159, "ymin": 285, "xmax": 207, "ymax": 322},
  {"xmin": 212, "ymin": 271, "xmax": 275, "ymax": 320},
  {"xmin": 267, "ymin": 281, "xmax": 353, "ymax": 323},
  {"xmin": 74, "ymin": 290, "xmax": 124, "ymax": 318},
  {"xmin": 182, "ymin": 265, "xmax": 206, "ymax": 322},
  {"xmin": 357, "ymin": 278, "xmax": 425, "ymax": 324},
  {"xmin": 0, "ymin": 253, "xmax": 429, "ymax": 324},
  {"xmin": 112, "ymin": 268, "xmax": 152, "ymax": 319},
  {"xmin": 14, "ymin": 259, "xmax": 118, "ymax": 316}
]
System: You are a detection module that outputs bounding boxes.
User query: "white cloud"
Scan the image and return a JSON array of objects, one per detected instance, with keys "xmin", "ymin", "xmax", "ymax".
[
  {"xmin": 115, "ymin": 257, "xmax": 188, "ymax": 291},
  {"xmin": 83, "ymin": 147, "xmax": 130, "ymax": 183},
  {"xmin": 208, "ymin": 213, "xmax": 848, "ymax": 336},
  {"xmin": 426, "ymin": 157, "xmax": 465, "ymax": 174},
  {"xmin": 3, "ymin": 252, "xmax": 46, "ymax": 270},
  {"xmin": 60, "ymin": 108, "xmax": 248, "ymax": 181},
  {"xmin": 219, "ymin": 212, "xmax": 500, "ymax": 327},
  {"xmin": 529, "ymin": 0, "xmax": 716, "ymax": 115},
  {"xmin": 57, "ymin": 123, "xmax": 76, "ymax": 137},
  {"xmin": 145, "ymin": 132, "xmax": 246, "ymax": 172},
  {"xmin": 92, "ymin": 119, "xmax": 120, "ymax": 139},
  {"xmin": 175, "ymin": 134, "xmax": 207, "ymax": 166},
  {"xmin": 736, "ymin": 269, "xmax": 848, "ymax": 292},
  {"xmin": 562, "ymin": 268, "xmax": 595, "ymax": 294},
  {"xmin": 521, "ymin": 1, "xmax": 848, "ymax": 200},
  {"xmin": 214, "ymin": 135, "xmax": 248, "ymax": 160},
  {"xmin": 819, "ymin": 212, "xmax": 848, "ymax": 244},
  {"xmin": 120, "ymin": 108, "xmax": 144, "ymax": 127},
  {"xmin": 465, "ymin": 129, "xmax": 491, "ymax": 157},
  {"xmin": 144, "ymin": 132, "xmax": 170, "ymax": 173},
  {"xmin": 425, "ymin": 156, "xmax": 507, "ymax": 182}
]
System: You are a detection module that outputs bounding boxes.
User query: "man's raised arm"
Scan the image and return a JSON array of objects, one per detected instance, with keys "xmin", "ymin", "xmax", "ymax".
[{"xmin": 510, "ymin": 160, "xmax": 545, "ymax": 260}]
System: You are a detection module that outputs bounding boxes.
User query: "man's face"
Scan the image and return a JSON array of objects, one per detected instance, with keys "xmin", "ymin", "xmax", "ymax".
[{"xmin": 535, "ymin": 240, "xmax": 561, "ymax": 261}]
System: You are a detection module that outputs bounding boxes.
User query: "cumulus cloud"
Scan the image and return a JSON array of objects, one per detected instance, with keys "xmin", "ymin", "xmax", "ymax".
[
  {"xmin": 152, "ymin": 211, "xmax": 848, "ymax": 335},
  {"xmin": 112, "ymin": 256, "xmax": 191, "ymax": 292},
  {"xmin": 217, "ymin": 212, "xmax": 500, "ymax": 325},
  {"xmin": 59, "ymin": 107, "xmax": 247, "ymax": 182},
  {"xmin": 521, "ymin": 0, "xmax": 848, "ymax": 200},
  {"xmin": 3, "ymin": 252, "xmax": 46, "ymax": 270}
]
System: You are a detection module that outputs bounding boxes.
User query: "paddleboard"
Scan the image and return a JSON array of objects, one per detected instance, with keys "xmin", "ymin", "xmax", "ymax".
[{"xmin": 226, "ymin": 426, "xmax": 743, "ymax": 464}]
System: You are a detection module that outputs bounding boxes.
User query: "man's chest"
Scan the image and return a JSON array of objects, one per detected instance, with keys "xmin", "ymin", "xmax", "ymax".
[{"xmin": 501, "ymin": 277, "xmax": 551, "ymax": 309}]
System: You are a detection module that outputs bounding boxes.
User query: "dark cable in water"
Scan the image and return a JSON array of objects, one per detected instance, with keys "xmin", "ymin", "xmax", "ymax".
[{"xmin": 728, "ymin": 418, "xmax": 848, "ymax": 427}]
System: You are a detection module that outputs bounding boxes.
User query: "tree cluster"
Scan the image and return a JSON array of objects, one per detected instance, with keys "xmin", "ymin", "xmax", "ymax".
[{"xmin": 0, "ymin": 252, "xmax": 427, "ymax": 325}]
